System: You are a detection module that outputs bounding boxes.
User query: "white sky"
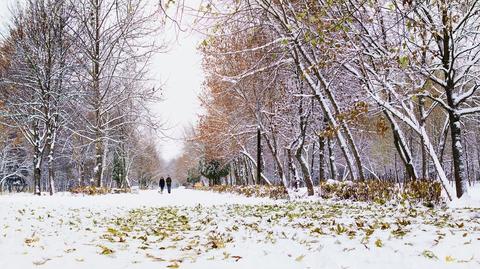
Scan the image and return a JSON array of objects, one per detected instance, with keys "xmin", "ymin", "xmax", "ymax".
[
  {"xmin": 150, "ymin": 21, "xmax": 204, "ymax": 161},
  {"xmin": 0, "ymin": 1, "xmax": 12, "ymax": 33},
  {"xmin": 0, "ymin": 0, "xmax": 204, "ymax": 161}
]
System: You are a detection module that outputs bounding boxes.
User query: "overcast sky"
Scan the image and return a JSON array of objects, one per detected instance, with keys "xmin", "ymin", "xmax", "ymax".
[
  {"xmin": 149, "ymin": 15, "xmax": 204, "ymax": 161},
  {"xmin": 0, "ymin": 0, "xmax": 204, "ymax": 161}
]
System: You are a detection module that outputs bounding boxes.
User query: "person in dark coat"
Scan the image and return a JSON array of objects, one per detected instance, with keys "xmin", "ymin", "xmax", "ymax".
[
  {"xmin": 159, "ymin": 177, "xmax": 165, "ymax": 193},
  {"xmin": 166, "ymin": 176, "xmax": 172, "ymax": 194}
]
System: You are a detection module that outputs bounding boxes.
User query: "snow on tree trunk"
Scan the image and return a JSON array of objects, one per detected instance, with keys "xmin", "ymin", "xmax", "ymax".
[
  {"xmin": 297, "ymin": 62, "xmax": 357, "ymax": 181},
  {"xmin": 449, "ymin": 114, "xmax": 468, "ymax": 198},
  {"xmin": 240, "ymin": 150, "xmax": 272, "ymax": 186},
  {"xmin": 295, "ymin": 147, "xmax": 314, "ymax": 196},
  {"xmin": 33, "ymin": 154, "xmax": 42, "ymax": 196},
  {"xmin": 33, "ymin": 128, "xmax": 42, "ymax": 196},
  {"xmin": 327, "ymin": 138, "xmax": 337, "ymax": 180},
  {"xmin": 47, "ymin": 141, "xmax": 55, "ymax": 196},
  {"xmin": 318, "ymin": 134, "xmax": 326, "ymax": 181},
  {"xmin": 263, "ymin": 132, "xmax": 288, "ymax": 189},
  {"xmin": 384, "ymin": 111, "xmax": 418, "ymax": 181}
]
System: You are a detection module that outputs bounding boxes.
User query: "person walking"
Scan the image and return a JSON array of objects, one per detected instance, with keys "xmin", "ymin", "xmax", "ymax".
[
  {"xmin": 159, "ymin": 177, "xmax": 165, "ymax": 194},
  {"xmin": 166, "ymin": 176, "xmax": 172, "ymax": 194}
]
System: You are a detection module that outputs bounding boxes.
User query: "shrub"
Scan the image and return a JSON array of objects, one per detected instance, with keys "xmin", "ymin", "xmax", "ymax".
[
  {"xmin": 192, "ymin": 180, "xmax": 443, "ymax": 204},
  {"xmin": 194, "ymin": 185, "xmax": 288, "ymax": 200},
  {"xmin": 403, "ymin": 180, "xmax": 442, "ymax": 205},
  {"xmin": 70, "ymin": 186, "xmax": 110, "ymax": 195},
  {"xmin": 319, "ymin": 180, "xmax": 442, "ymax": 205}
]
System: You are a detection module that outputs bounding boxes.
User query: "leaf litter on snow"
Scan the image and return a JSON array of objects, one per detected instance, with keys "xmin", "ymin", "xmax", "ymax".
[{"xmin": 0, "ymin": 189, "xmax": 479, "ymax": 269}]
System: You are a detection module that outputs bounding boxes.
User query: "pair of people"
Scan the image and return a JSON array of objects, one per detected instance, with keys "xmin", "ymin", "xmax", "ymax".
[{"xmin": 159, "ymin": 176, "xmax": 172, "ymax": 194}]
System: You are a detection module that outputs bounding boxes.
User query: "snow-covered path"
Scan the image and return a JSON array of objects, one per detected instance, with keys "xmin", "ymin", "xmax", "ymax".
[
  {"xmin": 0, "ymin": 188, "xmax": 271, "ymax": 209},
  {"xmin": 0, "ymin": 189, "xmax": 479, "ymax": 269}
]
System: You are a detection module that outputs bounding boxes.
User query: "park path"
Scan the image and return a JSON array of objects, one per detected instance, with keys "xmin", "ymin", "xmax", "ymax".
[{"xmin": 0, "ymin": 188, "xmax": 270, "ymax": 209}]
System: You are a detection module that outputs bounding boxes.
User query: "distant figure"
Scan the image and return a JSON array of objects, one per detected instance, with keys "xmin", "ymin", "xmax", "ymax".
[
  {"xmin": 166, "ymin": 176, "xmax": 172, "ymax": 194},
  {"xmin": 159, "ymin": 177, "xmax": 165, "ymax": 193}
]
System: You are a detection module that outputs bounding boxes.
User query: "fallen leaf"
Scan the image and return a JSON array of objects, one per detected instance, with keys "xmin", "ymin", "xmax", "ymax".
[
  {"xmin": 295, "ymin": 255, "xmax": 305, "ymax": 262},
  {"xmin": 32, "ymin": 258, "xmax": 51, "ymax": 266},
  {"xmin": 146, "ymin": 253, "xmax": 165, "ymax": 262}
]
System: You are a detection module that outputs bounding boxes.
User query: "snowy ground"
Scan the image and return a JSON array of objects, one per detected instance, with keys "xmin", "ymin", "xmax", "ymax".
[{"xmin": 0, "ymin": 188, "xmax": 479, "ymax": 269}]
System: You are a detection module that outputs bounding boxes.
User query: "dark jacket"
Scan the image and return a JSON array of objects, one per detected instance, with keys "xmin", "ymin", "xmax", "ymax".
[
  {"xmin": 159, "ymin": 178, "xmax": 165, "ymax": 187},
  {"xmin": 166, "ymin": 177, "xmax": 172, "ymax": 186}
]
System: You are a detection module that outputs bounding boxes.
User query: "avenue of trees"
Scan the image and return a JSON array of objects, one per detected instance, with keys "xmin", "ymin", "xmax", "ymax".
[
  {"xmin": 2, "ymin": 0, "xmax": 480, "ymax": 201},
  {"xmin": 175, "ymin": 0, "xmax": 480, "ymax": 200},
  {"xmin": 0, "ymin": 0, "xmax": 164, "ymax": 194}
]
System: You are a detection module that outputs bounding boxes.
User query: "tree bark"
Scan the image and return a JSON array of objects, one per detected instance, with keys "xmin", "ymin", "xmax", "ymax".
[
  {"xmin": 318, "ymin": 135, "xmax": 326, "ymax": 182},
  {"xmin": 286, "ymin": 148, "xmax": 298, "ymax": 188},
  {"xmin": 441, "ymin": 4, "xmax": 468, "ymax": 198},
  {"xmin": 384, "ymin": 111, "xmax": 418, "ymax": 180},
  {"xmin": 448, "ymin": 113, "xmax": 468, "ymax": 198},
  {"xmin": 418, "ymin": 96, "xmax": 427, "ymax": 179},
  {"xmin": 33, "ymin": 125, "xmax": 42, "ymax": 196},
  {"xmin": 295, "ymin": 146, "xmax": 314, "ymax": 196},
  {"xmin": 46, "ymin": 135, "xmax": 55, "ymax": 195},
  {"xmin": 256, "ymin": 126, "xmax": 262, "ymax": 185},
  {"xmin": 94, "ymin": 133, "xmax": 103, "ymax": 187},
  {"xmin": 92, "ymin": 0, "xmax": 103, "ymax": 188},
  {"xmin": 263, "ymin": 131, "xmax": 288, "ymax": 188},
  {"xmin": 33, "ymin": 151, "xmax": 42, "ymax": 195},
  {"xmin": 327, "ymin": 137, "xmax": 337, "ymax": 180}
]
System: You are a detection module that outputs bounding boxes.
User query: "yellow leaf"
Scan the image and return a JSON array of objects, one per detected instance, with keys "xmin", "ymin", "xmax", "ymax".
[
  {"xmin": 445, "ymin": 256, "xmax": 455, "ymax": 263},
  {"xmin": 167, "ymin": 262, "xmax": 180, "ymax": 268},
  {"xmin": 146, "ymin": 253, "xmax": 165, "ymax": 262},
  {"xmin": 98, "ymin": 245, "xmax": 114, "ymax": 255},
  {"xmin": 295, "ymin": 255, "xmax": 305, "ymax": 262}
]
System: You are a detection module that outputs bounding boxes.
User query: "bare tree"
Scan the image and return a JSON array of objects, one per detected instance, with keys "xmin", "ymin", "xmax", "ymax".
[
  {"xmin": 0, "ymin": 0, "xmax": 73, "ymax": 195},
  {"xmin": 68, "ymin": 0, "xmax": 161, "ymax": 187}
]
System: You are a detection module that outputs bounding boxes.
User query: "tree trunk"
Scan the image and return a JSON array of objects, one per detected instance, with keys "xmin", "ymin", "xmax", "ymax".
[
  {"xmin": 243, "ymin": 156, "xmax": 249, "ymax": 185},
  {"xmin": 256, "ymin": 126, "xmax": 262, "ymax": 185},
  {"xmin": 241, "ymin": 151, "xmax": 272, "ymax": 185},
  {"xmin": 33, "ymin": 154, "xmax": 42, "ymax": 196},
  {"xmin": 441, "ymin": 4, "xmax": 466, "ymax": 198},
  {"xmin": 438, "ymin": 118, "xmax": 450, "ymax": 165},
  {"xmin": 47, "ymin": 140, "xmax": 55, "ymax": 196},
  {"xmin": 48, "ymin": 157, "xmax": 55, "ymax": 195},
  {"xmin": 418, "ymin": 96, "xmax": 427, "ymax": 179},
  {"xmin": 93, "ymin": 0, "xmax": 103, "ymax": 188},
  {"xmin": 449, "ymin": 113, "xmax": 468, "ymax": 198},
  {"xmin": 289, "ymin": 46, "xmax": 357, "ymax": 180},
  {"xmin": 295, "ymin": 146, "xmax": 314, "ymax": 196},
  {"xmin": 287, "ymin": 148, "xmax": 298, "ymax": 188},
  {"xmin": 310, "ymin": 142, "xmax": 316, "ymax": 179},
  {"xmin": 79, "ymin": 160, "xmax": 85, "ymax": 187},
  {"xmin": 385, "ymin": 111, "xmax": 418, "ymax": 180},
  {"xmin": 327, "ymin": 137, "xmax": 337, "ymax": 180},
  {"xmin": 293, "ymin": 41, "xmax": 365, "ymax": 181},
  {"xmin": 464, "ymin": 132, "xmax": 471, "ymax": 186},
  {"xmin": 33, "ymin": 127, "xmax": 42, "ymax": 196},
  {"xmin": 318, "ymin": 135, "xmax": 326, "ymax": 182},
  {"xmin": 263, "ymin": 132, "xmax": 288, "ymax": 188},
  {"xmin": 232, "ymin": 160, "xmax": 239, "ymax": 185},
  {"xmin": 94, "ymin": 133, "xmax": 103, "ymax": 187}
]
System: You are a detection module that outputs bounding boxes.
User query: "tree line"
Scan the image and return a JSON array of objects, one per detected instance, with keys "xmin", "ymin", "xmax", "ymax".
[
  {"xmin": 0, "ymin": 0, "xmax": 165, "ymax": 194},
  {"xmin": 174, "ymin": 0, "xmax": 480, "ymax": 200}
]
